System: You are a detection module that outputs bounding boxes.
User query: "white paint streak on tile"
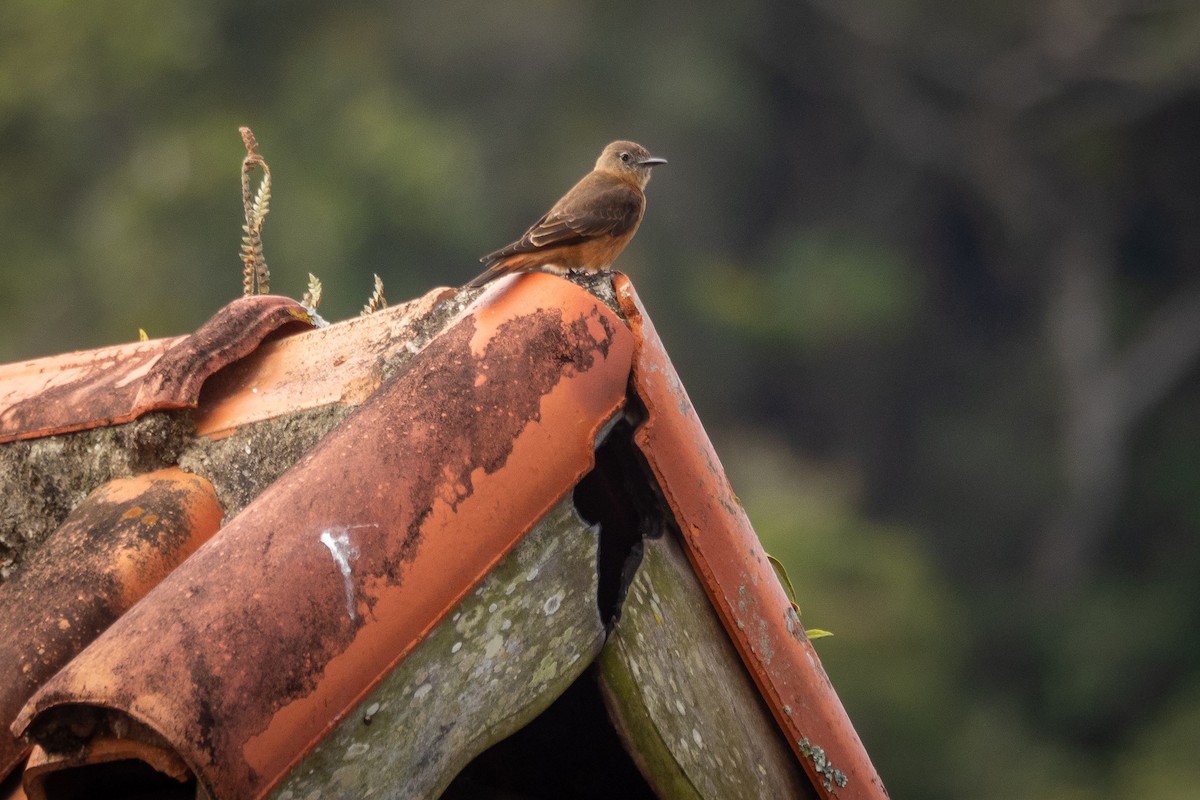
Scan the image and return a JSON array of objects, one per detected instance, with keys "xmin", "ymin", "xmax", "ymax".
[{"xmin": 319, "ymin": 524, "xmax": 375, "ymax": 622}]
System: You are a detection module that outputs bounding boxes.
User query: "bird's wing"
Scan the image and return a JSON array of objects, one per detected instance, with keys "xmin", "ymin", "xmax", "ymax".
[{"xmin": 480, "ymin": 178, "xmax": 642, "ymax": 265}]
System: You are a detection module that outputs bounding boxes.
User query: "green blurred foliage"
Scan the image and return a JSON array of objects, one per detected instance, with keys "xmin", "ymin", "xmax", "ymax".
[
  {"xmin": 722, "ymin": 434, "xmax": 970, "ymax": 794},
  {"xmin": 694, "ymin": 228, "xmax": 921, "ymax": 353},
  {"xmin": 1112, "ymin": 679, "xmax": 1200, "ymax": 798},
  {"xmin": 4, "ymin": 2, "xmax": 1200, "ymax": 797}
]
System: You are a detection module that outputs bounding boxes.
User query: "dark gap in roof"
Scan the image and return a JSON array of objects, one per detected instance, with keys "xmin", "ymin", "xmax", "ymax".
[
  {"xmin": 0, "ymin": 762, "xmax": 23, "ymax": 797},
  {"xmin": 573, "ymin": 396, "xmax": 667, "ymax": 631},
  {"xmin": 439, "ymin": 667, "xmax": 656, "ymax": 800},
  {"xmin": 39, "ymin": 759, "xmax": 195, "ymax": 800}
]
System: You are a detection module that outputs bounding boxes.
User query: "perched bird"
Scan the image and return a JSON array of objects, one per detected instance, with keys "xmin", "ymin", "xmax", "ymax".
[{"xmin": 467, "ymin": 140, "xmax": 666, "ymax": 288}]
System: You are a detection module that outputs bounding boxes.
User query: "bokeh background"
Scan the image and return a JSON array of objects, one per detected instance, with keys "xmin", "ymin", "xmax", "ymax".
[{"xmin": 4, "ymin": 2, "xmax": 1200, "ymax": 796}]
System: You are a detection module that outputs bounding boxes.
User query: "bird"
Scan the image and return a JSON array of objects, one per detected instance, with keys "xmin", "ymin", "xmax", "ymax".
[{"xmin": 467, "ymin": 140, "xmax": 666, "ymax": 288}]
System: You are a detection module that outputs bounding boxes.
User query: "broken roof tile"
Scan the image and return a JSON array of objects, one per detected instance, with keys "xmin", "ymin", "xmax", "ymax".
[{"xmin": 0, "ymin": 296, "xmax": 314, "ymax": 444}]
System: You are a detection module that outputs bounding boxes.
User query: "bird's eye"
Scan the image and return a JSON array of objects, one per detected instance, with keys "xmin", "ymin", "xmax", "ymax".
[{"xmin": 620, "ymin": 152, "xmax": 631, "ymax": 163}]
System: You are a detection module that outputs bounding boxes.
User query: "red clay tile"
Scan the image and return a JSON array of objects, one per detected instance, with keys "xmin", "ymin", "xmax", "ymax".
[
  {"xmin": 0, "ymin": 296, "xmax": 313, "ymax": 444},
  {"xmin": 15, "ymin": 273, "xmax": 635, "ymax": 800},
  {"xmin": 615, "ymin": 273, "xmax": 887, "ymax": 799},
  {"xmin": 193, "ymin": 287, "xmax": 455, "ymax": 439},
  {"xmin": 8, "ymin": 271, "xmax": 884, "ymax": 798},
  {"xmin": 0, "ymin": 468, "xmax": 222, "ymax": 781}
]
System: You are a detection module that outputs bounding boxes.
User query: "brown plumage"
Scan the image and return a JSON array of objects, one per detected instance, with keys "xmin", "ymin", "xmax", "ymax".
[{"xmin": 468, "ymin": 140, "xmax": 666, "ymax": 288}]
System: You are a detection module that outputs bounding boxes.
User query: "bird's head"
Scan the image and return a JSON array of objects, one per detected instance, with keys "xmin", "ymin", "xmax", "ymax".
[{"xmin": 597, "ymin": 141, "xmax": 667, "ymax": 188}]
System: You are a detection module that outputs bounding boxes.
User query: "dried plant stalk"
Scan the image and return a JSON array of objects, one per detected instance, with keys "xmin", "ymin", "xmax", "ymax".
[
  {"xmin": 239, "ymin": 126, "xmax": 271, "ymax": 295},
  {"xmin": 361, "ymin": 274, "xmax": 387, "ymax": 315}
]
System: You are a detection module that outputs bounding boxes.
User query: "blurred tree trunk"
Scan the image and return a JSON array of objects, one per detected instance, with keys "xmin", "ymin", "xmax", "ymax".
[
  {"xmin": 1040, "ymin": 230, "xmax": 1200, "ymax": 592},
  {"xmin": 799, "ymin": 0, "xmax": 1200, "ymax": 596}
]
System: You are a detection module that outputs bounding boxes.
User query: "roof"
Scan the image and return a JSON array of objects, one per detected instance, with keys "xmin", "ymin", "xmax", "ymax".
[{"xmin": 0, "ymin": 272, "xmax": 887, "ymax": 799}]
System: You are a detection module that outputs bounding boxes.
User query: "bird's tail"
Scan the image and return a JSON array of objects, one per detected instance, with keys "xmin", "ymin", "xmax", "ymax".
[{"xmin": 465, "ymin": 262, "xmax": 508, "ymax": 289}]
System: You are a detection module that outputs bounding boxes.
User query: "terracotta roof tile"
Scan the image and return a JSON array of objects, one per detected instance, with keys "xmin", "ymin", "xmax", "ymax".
[
  {"xmin": 0, "ymin": 468, "xmax": 222, "ymax": 779},
  {"xmin": 2, "ymin": 272, "xmax": 886, "ymax": 799},
  {"xmin": 23, "ymin": 732, "xmax": 191, "ymax": 800},
  {"xmin": 0, "ymin": 296, "xmax": 313, "ymax": 445},
  {"xmin": 14, "ymin": 274, "xmax": 634, "ymax": 799},
  {"xmin": 616, "ymin": 273, "xmax": 885, "ymax": 797},
  {"xmin": 192, "ymin": 287, "xmax": 455, "ymax": 439}
]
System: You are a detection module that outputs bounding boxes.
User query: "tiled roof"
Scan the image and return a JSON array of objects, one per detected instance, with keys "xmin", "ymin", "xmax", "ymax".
[{"xmin": 0, "ymin": 273, "xmax": 886, "ymax": 800}]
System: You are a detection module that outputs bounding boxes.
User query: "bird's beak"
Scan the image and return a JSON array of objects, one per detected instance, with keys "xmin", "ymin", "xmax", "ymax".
[{"xmin": 640, "ymin": 156, "xmax": 668, "ymax": 167}]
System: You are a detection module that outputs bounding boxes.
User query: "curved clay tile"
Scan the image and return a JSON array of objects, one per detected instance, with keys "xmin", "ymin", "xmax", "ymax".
[
  {"xmin": 0, "ymin": 296, "xmax": 314, "ymax": 444},
  {"xmin": 270, "ymin": 495, "xmax": 607, "ymax": 800},
  {"xmin": 614, "ymin": 273, "xmax": 888, "ymax": 799},
  {"xmin": 15, "ymin": 274, "xmax": 635, "ymax": 800},
  {"xmin": 191, "ymin": 286, "xmax": 456, "ymax": 439},
  {"xmin": 0, "ymin": 468, "xmax": 222, "ymax": 781}
]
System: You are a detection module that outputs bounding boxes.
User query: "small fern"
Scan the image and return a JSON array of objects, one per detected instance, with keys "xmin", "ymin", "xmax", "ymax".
[
  {"xmin": 238, "ymin": 126, "xmax": 271, "ymax": 295},
  {"xmin": 361, "ymin": 273, "xmax": 387, "ymax": 315},
  {"xmin": 302, "ymin": 272, "xmax": 323, "ymax": 310}
]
